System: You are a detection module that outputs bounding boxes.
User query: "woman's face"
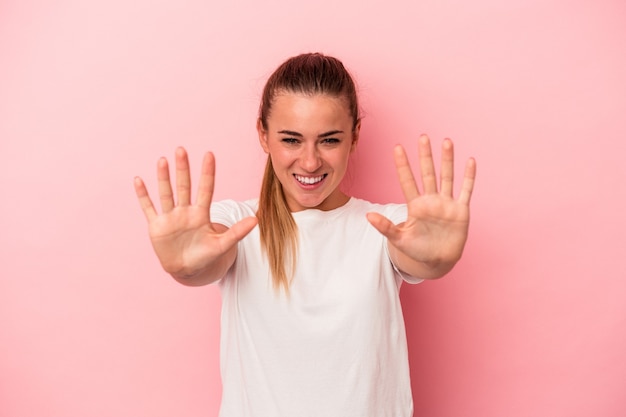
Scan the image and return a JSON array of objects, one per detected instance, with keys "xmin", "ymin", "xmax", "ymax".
[{"xmin": 258, "ymin": 92, "xmax": 359, "ymax": 212}]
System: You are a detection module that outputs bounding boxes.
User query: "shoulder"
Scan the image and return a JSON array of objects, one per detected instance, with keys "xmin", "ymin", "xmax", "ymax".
[
  {"xmin": 211, "ymin": 198, "xmax": 258, "ymax": 227},
  {"xmin": 348, "ymin": 197, "xmax": 407, "ymax": 224}
]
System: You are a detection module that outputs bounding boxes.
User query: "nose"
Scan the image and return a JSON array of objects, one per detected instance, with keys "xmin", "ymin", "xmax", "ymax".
[{"xmin": 300, "ymin": 144, "xmax": 322, "ymax": 172}]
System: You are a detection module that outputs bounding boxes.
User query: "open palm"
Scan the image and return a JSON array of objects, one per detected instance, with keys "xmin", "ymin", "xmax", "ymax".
[
  {"xmin": 367, "ymin": 135, "xmax": 476, "ymax": 278},
  {"xmin": 134, "ymin": 148, "xmax": 257, "ymax": 283}
]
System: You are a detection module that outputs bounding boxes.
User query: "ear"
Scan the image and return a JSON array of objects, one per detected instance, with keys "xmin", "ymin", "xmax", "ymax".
[
  {"xmin": 350, "ymin": 120, "xmax": 361, "ymax": 153},
  {"xmin": 257, "ymin": 118, "xmax": 269, "ymax": 153}
]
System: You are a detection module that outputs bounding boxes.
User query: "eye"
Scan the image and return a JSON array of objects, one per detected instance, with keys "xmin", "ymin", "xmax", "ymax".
[
  {"xmin": 281, "ymin": 138, "xmax": 300, "ymax": 145},
  {"xmin": 321, "ymin": 138, "xmax": 340, "ymax": 145}
]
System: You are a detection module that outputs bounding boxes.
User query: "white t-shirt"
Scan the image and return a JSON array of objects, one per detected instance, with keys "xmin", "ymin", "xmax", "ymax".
[{"xmin": 211, "ymin": 197, "xmax": 422, "ymax": 417}]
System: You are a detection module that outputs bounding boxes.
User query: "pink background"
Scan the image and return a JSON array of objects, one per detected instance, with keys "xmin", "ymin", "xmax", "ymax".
[{"xmin": 1, "ymin": 0, "xmax": 625, "ymax": 416}]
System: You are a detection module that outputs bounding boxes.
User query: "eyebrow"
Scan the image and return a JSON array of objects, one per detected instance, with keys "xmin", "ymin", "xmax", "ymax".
[{"xmin": 277, "ymin": 130, "xmax": 344, "ymax": 138}]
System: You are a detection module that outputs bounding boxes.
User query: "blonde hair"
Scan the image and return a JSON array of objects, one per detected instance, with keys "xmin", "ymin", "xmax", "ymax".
[{"xmin": 256, "ymin": 53, "xmax": 360, "ymax": 292}]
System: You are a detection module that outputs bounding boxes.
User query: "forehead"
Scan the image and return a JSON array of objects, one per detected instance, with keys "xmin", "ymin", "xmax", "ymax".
[{"xmin": 267, "ymin": 93, "xmax": 352, "ymax": 129}]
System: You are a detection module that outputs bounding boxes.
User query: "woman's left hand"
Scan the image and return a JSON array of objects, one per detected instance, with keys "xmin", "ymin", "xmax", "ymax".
[{"xmin": 366, "ymin": 134, "xmax": 476, "ymax": 279}]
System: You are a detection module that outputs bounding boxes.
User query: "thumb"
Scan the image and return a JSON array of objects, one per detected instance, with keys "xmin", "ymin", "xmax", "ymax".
[
  {"xmin": 366, "ymin": 212, "xmax": 400, "ymax": 242},
  {"xmin": 220, "ymin": 216, "xmax": 258, "ymax": 248}
]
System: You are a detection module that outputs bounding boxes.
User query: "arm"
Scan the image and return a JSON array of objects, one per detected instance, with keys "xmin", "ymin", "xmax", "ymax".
[
  {"xmin": 134, "ymin": 148, "xmax": 257, "ymax": 286},
  {"xmin": 367, "ymin": 135, "xmax": 476, "ymax": 280}
]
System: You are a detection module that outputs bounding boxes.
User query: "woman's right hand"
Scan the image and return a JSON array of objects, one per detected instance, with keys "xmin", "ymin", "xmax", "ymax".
[{"xmin": 134, "ymin": 148, "xmax": 258, "ymax": 286}]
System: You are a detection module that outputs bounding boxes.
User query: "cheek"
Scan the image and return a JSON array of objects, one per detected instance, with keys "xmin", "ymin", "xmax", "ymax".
[
  {"xmin": 269, "ymin": 148, "xmax": 294, "ymax": 168},
  {"xmin": 332, "ymin": 150, "xmax": 352, "ymax": 170}
]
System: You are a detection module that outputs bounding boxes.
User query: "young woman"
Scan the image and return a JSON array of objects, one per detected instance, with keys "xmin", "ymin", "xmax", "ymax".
[{"xmin": 134, "ymin": 53, "xmax": 476, "ymax": 417}]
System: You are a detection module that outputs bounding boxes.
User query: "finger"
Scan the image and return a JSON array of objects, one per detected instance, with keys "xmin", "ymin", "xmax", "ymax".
[
  {"xmin": 134, "ymin": 176, "xmax": 157, "ymax": 222},
  {"xmin": 418, "ymin": 134, "xmax": 438, "ymax": 194},
  {"xmin": 458, "ymin": 157, "xmax": 477, "ymax": 205},
  {"xmin": 196, "ymin": 152, "xmax": 215, "ymax": 209},
  {"xmin": 394, "ymin": 145, "xmax": 420, "ymax": 201},
  {"xmin": 157, "ymin": 157, "xmax": 175, "ymax": 212},
  {"xmin": 176, "ymin": 147, "xmax": 192, "ymax": 206},
  {"xmin": 440, "ymin": 138, "xmax": 454, "ymax": 197},
  {"xmin": 366, "ymin": 212, "xmax": 402, "ymax": 243}
]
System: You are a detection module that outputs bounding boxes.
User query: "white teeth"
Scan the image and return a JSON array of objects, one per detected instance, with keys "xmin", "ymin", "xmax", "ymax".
[{"xmin": 295, "ymin": 174, "xmax": 324, "ymax": 185}]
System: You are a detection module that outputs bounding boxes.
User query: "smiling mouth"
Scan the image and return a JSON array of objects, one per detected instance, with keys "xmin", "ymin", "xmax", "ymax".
[{"xmin": 294, "ymin": 174, "xmax": 327, "ymax": 185}]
